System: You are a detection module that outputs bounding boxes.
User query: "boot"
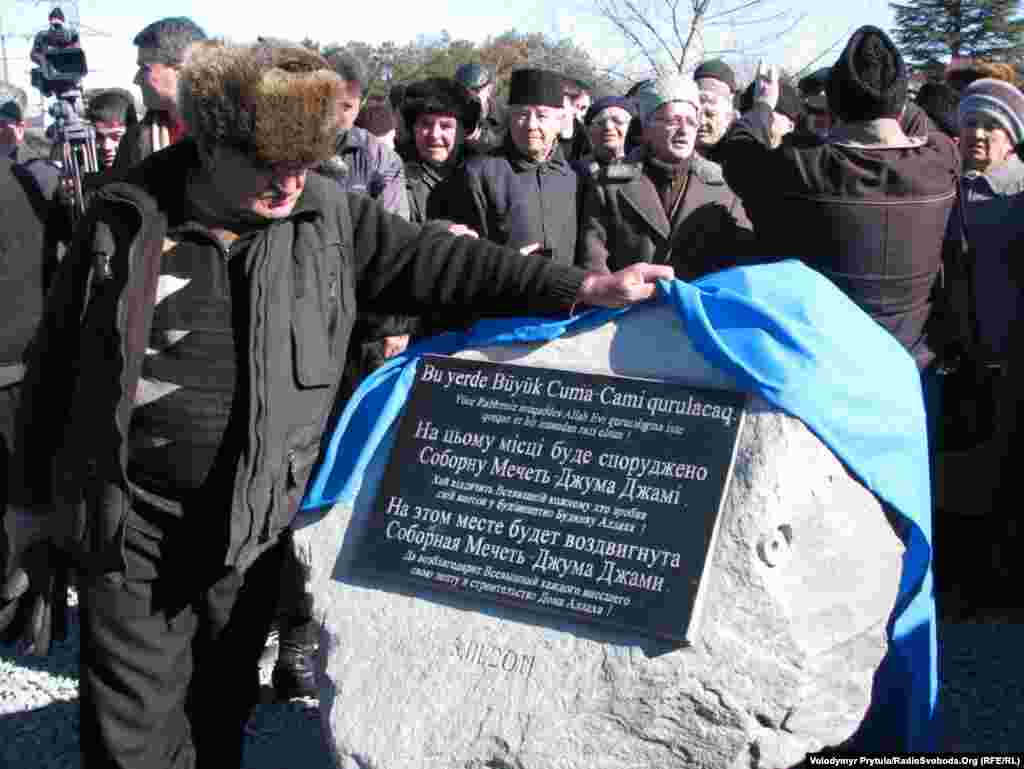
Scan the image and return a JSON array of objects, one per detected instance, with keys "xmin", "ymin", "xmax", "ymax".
[{"xmin": 271, "ymin": 619, "xmax": 318, "ymax": 701}]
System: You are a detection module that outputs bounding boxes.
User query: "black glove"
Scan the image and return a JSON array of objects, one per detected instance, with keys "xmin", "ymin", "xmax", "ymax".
[{"xmin": 0, "ymin": 540, "xmax": 68, "ymax": 655}]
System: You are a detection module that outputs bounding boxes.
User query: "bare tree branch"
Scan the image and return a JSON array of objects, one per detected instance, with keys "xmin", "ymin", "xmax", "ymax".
[
  {"xmin": 623, "ymin": 0, "xmax": 682, "ymax": 67},
  {"xmin": 597, "ymin": 0, "xmax": 666, "ymax": 72},
  {"xmin": 703, "ymin": 0, "xmax": 770, "ymax": 22}
]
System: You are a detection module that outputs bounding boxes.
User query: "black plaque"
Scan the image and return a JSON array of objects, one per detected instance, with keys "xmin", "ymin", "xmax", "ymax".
[{"xmin": 353, "ymin": 355, "xmax": 746, "ymax": 642}]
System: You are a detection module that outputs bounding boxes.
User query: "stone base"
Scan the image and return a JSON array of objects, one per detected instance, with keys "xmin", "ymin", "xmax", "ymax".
[{"xmin": 293, "ymin": 305, "xmax": 904, "ymax": 769}]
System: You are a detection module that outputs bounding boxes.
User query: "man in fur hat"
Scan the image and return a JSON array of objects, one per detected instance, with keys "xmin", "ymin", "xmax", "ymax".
[
  {"xmin": 399, "ymin": 76, "xmax": 481, "ymax": 224},
  {"xmin": 443, "ymin": 67, "xmax": 581, "ymax": 264},
  {"xmin": 112, "ymin": 17, "xmax": 206, "ymax": 172},
  {"xmin": 0, "ymin": 40, "xmax": 671, "ymax": 768}
]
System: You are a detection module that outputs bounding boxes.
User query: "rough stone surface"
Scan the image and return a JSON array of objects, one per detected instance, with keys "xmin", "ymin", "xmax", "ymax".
[{"xmin": 293, "ymin": 304, "xmax": 905, "ymax": 769}]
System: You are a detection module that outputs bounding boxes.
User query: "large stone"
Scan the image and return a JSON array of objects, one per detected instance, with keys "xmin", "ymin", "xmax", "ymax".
[{"xmin": 293, "ymin": 304, "xmax": 905, "ymax": 769}]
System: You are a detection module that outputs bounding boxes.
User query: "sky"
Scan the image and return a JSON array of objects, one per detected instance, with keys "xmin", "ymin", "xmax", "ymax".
[{"xmin": 0, "ymin": 0, "xmax": 894, "ymax": 116}]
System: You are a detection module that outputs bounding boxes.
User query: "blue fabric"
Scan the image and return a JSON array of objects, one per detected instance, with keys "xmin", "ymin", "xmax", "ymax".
[{"xmin": 302, "ymin": 259, "xmax": 936, "ymax": 751}]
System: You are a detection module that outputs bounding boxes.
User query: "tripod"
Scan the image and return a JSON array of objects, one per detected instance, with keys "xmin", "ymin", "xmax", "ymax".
[{"xmin": 49, "ymin": 88, "xmax": 97, "ymax": 220}]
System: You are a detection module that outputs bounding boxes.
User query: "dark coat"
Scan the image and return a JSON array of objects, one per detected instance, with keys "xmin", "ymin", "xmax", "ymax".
[
  {"xmin": 718, "ymin": 103, "xmax": 959, "ymax": 368},
  {"xmin": 579, "ymin": 150, "xmax": 753, "ymax": 280},
  {"xmin": 0, "ymin": 160, "xmax": 59, "ymax": 368},
  {"xmin": 11, "ymin": 139, "xmax": 585, "ymax": 574},
  {"xmin": 441, "ymin": 139, "xmax": 580, "ymax": 265}
]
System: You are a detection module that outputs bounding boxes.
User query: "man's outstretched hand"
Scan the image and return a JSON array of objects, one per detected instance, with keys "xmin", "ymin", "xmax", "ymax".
[{"xmin": 577, "ymin": 263, "xmax": 675, "ymax": 309}]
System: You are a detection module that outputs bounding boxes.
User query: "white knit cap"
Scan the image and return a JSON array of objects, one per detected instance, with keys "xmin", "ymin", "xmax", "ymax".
[{"xmin": 635, "ymin": 74, "xmax": 701, "ymax": 121}]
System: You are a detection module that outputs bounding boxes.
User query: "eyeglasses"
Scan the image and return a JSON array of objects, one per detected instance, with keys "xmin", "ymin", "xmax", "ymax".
[
  {"xmin": 592, "ymin": 115, "xmax": 631, "ymax": 129},
  {"xmin": 510, "ymin": 108, "xmax": 561, "ymax": 125},
  {"xmin": 650, "ymin": 116, "xmax": 697, "ymax": 130}
]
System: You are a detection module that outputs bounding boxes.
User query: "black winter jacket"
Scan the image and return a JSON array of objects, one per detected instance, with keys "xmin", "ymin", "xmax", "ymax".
[
  {"xmin": 12, "ymin": 140, "xmax": 585, "ymax": 574},
  {"xmin": 441, "ymin": 140, "xmax": 580, "ymax": 265},
  {"xmin": 0, "ymin": 160, "xmax": 60, "ymax": 368}
]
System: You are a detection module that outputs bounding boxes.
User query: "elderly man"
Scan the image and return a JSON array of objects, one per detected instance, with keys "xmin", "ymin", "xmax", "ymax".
[
  {"xmin": 444, "ymin": 68, "xmax": 580, "ymax": 264},
  {"xmin": 693, "ymin": 59, "xmax": 738, "ymax": 163},
  {"xmin": 580, "ymin": 74, "xmax": 751, "ymax": 280},
  {"xmin": 400, "ymin": 77, "xmax": 481, "ymax": 224},
  {"xmin": 575, "ymin": 95, "xmax": 637, "ymax": 180},
  {"xmin": 0, "ymin": 41, "xmax": 670, "ymax": 768},
  {"xmin": 112, "ymin": 17, "xmax": 206, "ymax": 171}
]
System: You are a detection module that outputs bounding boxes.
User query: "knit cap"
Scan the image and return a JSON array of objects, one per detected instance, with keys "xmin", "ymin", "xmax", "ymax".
[
  {"xmin": 693, "ymin": 59, "xmax": 737, "ymax": 93},
  {"xmin": 584, "ymin": 95, "xmax": 637, "ymax": 125},
  {"xmin": 959, "ymin": 78, "xmax": 1024, "ymax": 146},
  {"xmin": 635, "ymin": 74, "xmax": 700, "ymax": 121},
  {"xmin": 827, "ymin": 25, "xmax": 908, "ymax": 122}
]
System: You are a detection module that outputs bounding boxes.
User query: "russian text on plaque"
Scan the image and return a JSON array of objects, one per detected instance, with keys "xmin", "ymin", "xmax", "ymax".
[{"xmin": 353, "ymin": 355, "xmax": 747, "ymax": 642}]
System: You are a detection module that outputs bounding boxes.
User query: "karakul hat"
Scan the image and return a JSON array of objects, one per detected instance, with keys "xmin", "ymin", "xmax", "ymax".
[
  {"xmin": 693, "ymin": 59, "xmax": 737, "ymax": 93},
  {"xmin": 401, "ymin": 77, "xmax": 482, "ymax": 134},
  {"xmin": 636, "ymin": 73, "xmax": 700, "ymax": 121},
  {"xmin": 507, "ymin": 69, "xmax": 564, "ymax": 109},
  {"xmin": 584, "ymin": 95, "xmax": 637, "ymax": 125},
  {"xmin": 827, "ymin": 25, "xmax": 908, "ymax": 122},
  {"xmin": 179, "ymin": 40, "xmax": 343, "ymax": 166},
  {"xmin": 959, "ymin": 78, "xmax": 1024, "ymax": 147}
]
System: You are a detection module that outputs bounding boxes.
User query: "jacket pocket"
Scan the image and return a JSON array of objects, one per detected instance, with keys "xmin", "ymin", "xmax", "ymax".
[{"xmin": 291, "ymin": 244, "xmax": 349, "ymax": 388}]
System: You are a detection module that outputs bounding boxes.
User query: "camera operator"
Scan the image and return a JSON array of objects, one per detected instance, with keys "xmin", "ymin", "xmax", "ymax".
[{"xmin": 30, "ymin": 8, "xmax": 80, "ymax": 69}]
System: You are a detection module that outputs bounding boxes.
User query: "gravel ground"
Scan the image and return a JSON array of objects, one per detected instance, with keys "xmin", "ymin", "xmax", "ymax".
[{"xmin": 2, "ymin": 607, "xmax": 1023, "ymax": 768}]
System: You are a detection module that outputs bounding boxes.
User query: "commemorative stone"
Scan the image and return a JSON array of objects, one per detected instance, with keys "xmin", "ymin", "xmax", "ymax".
[{"xmin": 292, "ymin": 303, "xmax": 905, "ymax": 769}]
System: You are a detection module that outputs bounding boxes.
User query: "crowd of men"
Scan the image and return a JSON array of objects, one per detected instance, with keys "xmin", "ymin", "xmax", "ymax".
[{"xmin": 0, "ymin": 11, "xmax": 1021, "ymax": 767}]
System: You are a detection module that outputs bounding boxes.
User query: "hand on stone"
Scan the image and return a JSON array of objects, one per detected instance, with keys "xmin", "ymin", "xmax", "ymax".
[
  {"xmin": 0, "ymin": 507, "xmax": 67, "ymax": 656},
  {"xmin": 382, "ymin": 334, "xmax": 410, "ymax": 359},
  {"xmin": 577, "ymin": 263, "xmax": 675, "ymax": 309},
  {"xmin": 447, "ymin": 224, "xmax": 479, "ymax": 239},
  {"xmin": 754, "ymin": 60, "xmax": 780, "ymax": 112}
]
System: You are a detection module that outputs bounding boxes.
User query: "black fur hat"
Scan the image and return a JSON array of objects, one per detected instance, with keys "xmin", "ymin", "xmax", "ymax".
[
  {"xmin": 827, "ymin": 25, "xmax": 908, "ymax": 122},
  {"xmin": 508, "ymin": 68, "xmax": 564, "ymax": 108},
  {"xmin": 401, "ymin": 77, "xmax": 482, "ymax": 135}
]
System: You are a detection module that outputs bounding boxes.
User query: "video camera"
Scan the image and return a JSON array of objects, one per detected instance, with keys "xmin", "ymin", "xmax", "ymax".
[{"xmin": 31, "ymin": 44, "xmax": 87, "ymax": 98}]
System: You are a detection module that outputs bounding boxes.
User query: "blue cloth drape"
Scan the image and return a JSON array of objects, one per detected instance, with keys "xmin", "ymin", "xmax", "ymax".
[{"xmin": 302, "ymin": 260, "xmax": 936, "ymax": 751}]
